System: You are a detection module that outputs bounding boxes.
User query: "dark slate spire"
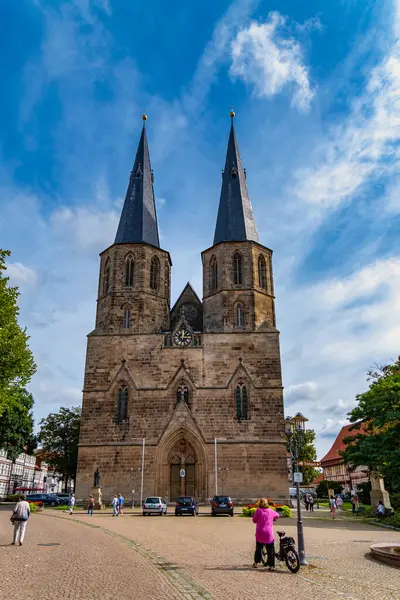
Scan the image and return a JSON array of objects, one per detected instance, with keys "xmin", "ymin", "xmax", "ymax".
[
  {"xmin": 115, "ymin": 115, "xmax": 160, "ymax": 247},
  {"xmin": 213, "ymin": 111, "xmax": 259, "ymax": 245}
]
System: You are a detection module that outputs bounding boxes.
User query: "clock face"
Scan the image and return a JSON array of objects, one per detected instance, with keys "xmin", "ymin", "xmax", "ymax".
[{"xmin": 173, "ymin": 328, "xmax": 192, "ymax": 347}]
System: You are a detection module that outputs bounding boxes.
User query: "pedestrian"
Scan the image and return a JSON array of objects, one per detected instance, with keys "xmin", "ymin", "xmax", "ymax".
[
  {"xmin": 118, "ymin": 493, "xmax": 125, "ymax": 515},
  {"xmin": 304, "ymin": 493, "xmax": 309, "ymax": 512},
  {"xmin": 69, "ymin": 493, "xmax": 75, "ymax": 515},
  {"xmin": 309, "ymin": 494, "xmax": 314, "ymax": 512},
  {"xmin": 336, "ymin": 495, "xmax": 343, "ymax": 514},
  {"xmin": 329, "ymin": 495, "xmax": 337, "ymax": 519},
  {"xmin": 376, "ymin": 500, "xmax": 385, "ymax": 519},
  {"xmin": 88, "ymin": 495, "xmax": 95, "ymax": 516},
  {"xmin": 112, "ymin": 495, "xmax": 119, "ymax": 516},
  {"xmin": 351, "ymin": 494, "xmax": 358, "ymax": 514},
  {"xmin": 10, "ymin": 494, "xmax": 31, "ymax": 546},
  {"xmin": 252, "ymin": 498, "xmax": 279, "ymax": 571}
]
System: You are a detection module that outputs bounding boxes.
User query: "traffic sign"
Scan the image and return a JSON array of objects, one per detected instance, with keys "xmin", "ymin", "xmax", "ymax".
[{"xmin": 294, "ymin": 472, "xmax": 303, "ymax": 483}]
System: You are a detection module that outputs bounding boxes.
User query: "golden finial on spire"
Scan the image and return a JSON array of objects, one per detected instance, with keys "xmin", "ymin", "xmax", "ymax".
[
  {"xmin": 142, "ymin": 113, "xmax": 148, "ymax": 121},
  {"xmin": 229, "ymin": 106, "xmax": 235, "ymax": 119}
]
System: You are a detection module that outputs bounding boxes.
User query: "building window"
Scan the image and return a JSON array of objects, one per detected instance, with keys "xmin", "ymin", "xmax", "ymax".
[
  {"xmin": 210, "ymin": 256, "xmax": 218, "ymax": 291},
  {"xmin": 258, "ymin": 255, "xmax": 267, "ymax": 289},
  {"xmin": 177, "ymin": 385, "xmax": 190, "ymax": 406},
  {"xmin": 150, "ymin": 256, "xmax": 160, "ymax": 291},
  {"xmin": 123, "ymin": 308, "xmax": 131, "ymax": 329},
  {"xmin": 233, "ymin": 252, "xmax": 243, "ymax": 285},
  {"xmin": 125, "ymin": 256, "xmax": 134, "ymax": 287},
  {"xmin": 103, "ymin": 258, "xmax": 111, "ymax": 294},
  {"xmin": 235, "ymin": 384, "xmax": 248, "ymax": 420},
  {"xmin": 235, "ymin": 303, "xmax": 244, "ymax": 327},
  {"xmin": 116, "ymin": 386, "xmax": 129, "ymax": 423}
]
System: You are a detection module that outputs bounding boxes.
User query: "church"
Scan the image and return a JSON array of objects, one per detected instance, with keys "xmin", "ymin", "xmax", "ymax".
[{"xmin": 76, "ymin": 112, "xmax": 288, "ymax": 503}]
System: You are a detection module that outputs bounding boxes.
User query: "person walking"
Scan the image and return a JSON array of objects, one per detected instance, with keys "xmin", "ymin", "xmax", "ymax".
[
  {"xmin": 329, "ymin": 495, "xmax": 337, "ymax": 519},
  {"xmin": 252, "ymin": 498, "xmax": 279, "ymax": 571},
  {"xmin": 118, "ymin": 493, "xmax": 125, "ymax": 516},
  {"xmin": 304, "ymin": 493, "xmax": 309, "ymax": 512},
  {"xmin": 112, "ymin": 495, "xmax": 119, "ymax": 517},
  {"xmin": 309, "ymin": 494, "xmax": 314, "ymax": 512},
  {"xmin": 88, "ymin": 495, "xmax": 95, "ymax": 516},
  {"xmin": 69, "ymin": 493, "xmax": 75, "ymax": 515},
  {"xmin": 336, "ymin": 495, "xmax": 343, "ymax": 515},
  {"xmin": 351, "ymin": 494, "xmax": 358, "ymax": 514},
  {"xmin": 10, "ymin": 494, "xmax": 31, "ymax": 546}
]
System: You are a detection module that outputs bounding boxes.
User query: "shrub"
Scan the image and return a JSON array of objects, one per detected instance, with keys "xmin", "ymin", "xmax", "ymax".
[
  {"xmin": 6, "ymin": 494, "xmax": 20, "ymax": 502},
  {"xmin": 389, "ymin": 493, "xmax": 400, "ymax": 512},
  {"xmin": 380, "ymin": 512, "xmax": 400, "ymax": 529},
  {"xmin": 276, "ymin": 505, "xmax": 292, "ymax": 518},
  {"xmin": 29, "ymin": 502, "xmax": 37, "ymax": 513},
  {"xmin": 242, "ymin": 504, "xmax": 292, "ymax": 518}
]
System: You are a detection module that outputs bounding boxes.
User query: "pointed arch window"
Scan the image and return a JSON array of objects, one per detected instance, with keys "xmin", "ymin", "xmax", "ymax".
[
  {"xmin": 123, "ymin": 308, "xmax": 131, "ymax": 329},
  {"xmin": 233, "ymin": 252, "xmax": 243, "ymax": 285},
  {"xmin": 210, "ymin": 256, "xmax": 218, "ymax": 291},
  {"xmin": 235, "ymin": 383, "xmax": 248, "ymax": 420},
  {"xmin": 125, "ymin": 256, "xmax": 135, "ymax": 287},
  {"xmin": 235, "ymin": 303, "xmax": 244, "ymax": 328},
  {"xmin": 176, "ymin": 384, "xmax": 190, "ymax": 407},
  {"xmin": 150, "ymin": 256, "xmax": 160, "ymax": 291},
  {"xmin": 258, "ymin": 255, "xmax": 267, "ymax": 290},
  {"xmin": 116, "ymin": 385, "xmax": 129, "ymax": 424},
  {"xmin": 103, "ymin": 258, "xmax": 111, "ymax": 294}
]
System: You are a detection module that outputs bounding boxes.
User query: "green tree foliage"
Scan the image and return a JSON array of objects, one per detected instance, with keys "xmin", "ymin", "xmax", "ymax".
[
  {"xmin": 38, "ymin": 407, "xmax": 81, "ymax": 491},
  {"xmin": 343, "ymin": 357, "xmax": 400, "ymax": 492},
  {"xmin": 0, "ymin": 249, "xmax": 36, "ymax": 415},
  {"xmin": 290, "ymin": 429, "xmax": 319, "ymax": 485},
  {"xmin": 0, "ymin": 388, "xmax": 36, "ymax": 461},
  {"xmin": 315, "ymin": 479, "xmax": 342, "ymax": 498}
]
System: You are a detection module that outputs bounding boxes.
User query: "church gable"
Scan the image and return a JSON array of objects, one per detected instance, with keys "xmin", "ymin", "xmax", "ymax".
[{"xmin": 170, "ymin": 282, "xmax": 203, "ymax": 332}]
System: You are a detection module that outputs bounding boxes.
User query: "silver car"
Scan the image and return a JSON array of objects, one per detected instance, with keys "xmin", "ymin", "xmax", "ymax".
[{"xmin": 142, "ymin": 496, "xmax": 167, "ymax": 516}]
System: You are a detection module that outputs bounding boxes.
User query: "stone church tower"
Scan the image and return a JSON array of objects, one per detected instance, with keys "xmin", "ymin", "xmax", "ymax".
[{"xmin": 76, "ymin": 113, "xmax": 288, "ymax": 503}]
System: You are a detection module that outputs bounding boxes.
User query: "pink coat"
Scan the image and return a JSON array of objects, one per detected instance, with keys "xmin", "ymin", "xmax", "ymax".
[{"xmin": 252, "ymin": 507, "xmax": 279, "ymax": 544}]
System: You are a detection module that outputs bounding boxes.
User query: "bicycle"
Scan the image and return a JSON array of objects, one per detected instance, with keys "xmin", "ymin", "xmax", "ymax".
[{"xmin": 261, "ymin": 530, "xmax": 300, "ymax": 573}]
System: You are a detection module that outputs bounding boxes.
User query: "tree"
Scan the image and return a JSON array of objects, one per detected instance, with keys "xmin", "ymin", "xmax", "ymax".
[
  {"xmin": 0, "ymin": 249, "xmax": 36, "ymax": 416},
  {"xmin": 343, "ymin": 357, "xmax": 400, "ymax": 492},
  {"xmin": 0, "ymin": 387, "xmax": 36, "ymax": 461},
  {"xmin": 38, "ymin": 407, "xmax": 81, "ymax": 491},
  {"xmin": 316, "ymin": 480, "xmax": 342, "ymax": 498},
  {"xmin": 290, "ymin": 429, "xmax": 319, "ymax": 485}
]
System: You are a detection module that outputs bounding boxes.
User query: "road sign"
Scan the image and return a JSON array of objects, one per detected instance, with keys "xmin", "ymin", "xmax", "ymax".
[
  {"xmin": 294, "ymin": 472, "xmax": 303, "ymax": 483},
  {"xmin": 179, "ymin": 468, "xmax": 185, "ymax": 478},
  {"xmin": 298, "ymin": 461, "xmax": 321, "ymax": 467}
]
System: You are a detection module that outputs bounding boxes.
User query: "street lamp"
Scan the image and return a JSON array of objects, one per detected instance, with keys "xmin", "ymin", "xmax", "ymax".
[
  {"xmin": 218, "ymin": 467, "xmax": 229, "ymax": 496},
  {"xmin": 130, "ymin": 438, "xmax": 146, "ymax": 508},
  {"xmin": 285, "ymin": 412, "xmax": 308, "ymax": 566},
  {"xmin": 214, "ymin": 438, "xmax": 226, "ymax": 495},
  {"xmin": 130, "ymin": 467, "xmax": 141, "ymax": 509}
]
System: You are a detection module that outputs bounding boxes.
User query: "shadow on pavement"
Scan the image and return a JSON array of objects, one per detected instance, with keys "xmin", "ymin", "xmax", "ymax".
[{"xmin": 205, "ymin": 565, "xmax": 293, "ymax": 575}]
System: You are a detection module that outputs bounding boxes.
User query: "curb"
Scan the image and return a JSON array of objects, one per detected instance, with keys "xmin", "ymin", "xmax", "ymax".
[{"xmin": 38, "ymin": 511, "xmax": 214, "ymax": 600}]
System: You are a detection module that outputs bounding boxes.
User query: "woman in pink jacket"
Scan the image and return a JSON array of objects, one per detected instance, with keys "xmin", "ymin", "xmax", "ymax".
[{"xmin": 252, "ymin": 498, "xmax": 279, "ymax": 570}]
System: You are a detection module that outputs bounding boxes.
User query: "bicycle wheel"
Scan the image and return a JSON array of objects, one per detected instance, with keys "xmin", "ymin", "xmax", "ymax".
[
  {"xmin": 261, "ymin": 545, "xmax": 269, "ymax": 566},
  {"xmin": 285, "ymin": 547, "xmax": 300, "ymax": 573}
]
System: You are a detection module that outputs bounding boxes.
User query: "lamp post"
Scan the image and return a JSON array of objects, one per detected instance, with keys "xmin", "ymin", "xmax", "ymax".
[
  {"xmin": 214, "ymin": 438, "xmax": 226, "ymax": 495},
  {"xmin": 130, "ymin": 438, "xmax": 146, "ymax": 508},
  {"xmin": 285, "ymin": 412, "xmax": 308, "ymax": 566},
  {"xmin": 130, "ymin": 467, "xmax": 141, "ymax": 509},
  {"xmin": 218, "ymin": 467, "xmax": 229, "ymax": 496}
]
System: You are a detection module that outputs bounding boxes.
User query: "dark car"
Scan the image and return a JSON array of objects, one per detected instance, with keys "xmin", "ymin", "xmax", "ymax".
[
  {"xmin": 211, "ymin": 495, "xmax": 234, "ymax": 516},
  {"xmin": 26, "ymin": 493, "xmax": 62, "ymax": 507},
  {"xmin": 55, "ymin": 493, "xmax": 71, "ymax": 503},
  {"xmin": 175, "ymin": 496, "xmax": 199, "ymax": 516}
]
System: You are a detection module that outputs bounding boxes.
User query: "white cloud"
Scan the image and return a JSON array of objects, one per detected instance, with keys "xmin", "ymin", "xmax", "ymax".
[
  {"xmin": 284, "ymin": 381, "xmax": 318, "ymax": 404},
  {"xmin": 6, "ymin": 263, "xmax": 37, "ymax": 286},
  {"xmin": 229, "ymin": 12, "xmax": 314, "ymax": 111},
  {"xmin": 156, "ymin": 197, "xmax": 167, "ymax": 210},
  {"xmin": 51, "ymin": 206, "xmax": 118, "ymax": 252},
  {"xmin": 294, "ymin": 40, "xmax": 400, "ymax": 207}
]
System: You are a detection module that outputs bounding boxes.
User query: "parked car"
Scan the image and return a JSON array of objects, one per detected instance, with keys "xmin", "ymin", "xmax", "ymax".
[
  {"xmin": 55, "ymin": 493, "xmax": 72, "ymax": 503},
  {"xmin": 142, "ymin": 496, "xmax": 167, "ymax": 516},
  {"xmin": 26, "ymin": 493, "xmax": 62, "ymax": 507},
  {"xmin": 175, "ymin": 496, "xmax": 199, "ymax": 516},
  {"xmin": 211, "ymin": 495, "xmax": 234, "ymax": 516}
]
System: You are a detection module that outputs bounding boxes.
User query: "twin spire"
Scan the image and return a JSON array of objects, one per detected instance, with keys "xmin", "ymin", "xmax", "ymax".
[{"xmin": 115, "ymin": 112, "xmax": 259, "ymax": 248}]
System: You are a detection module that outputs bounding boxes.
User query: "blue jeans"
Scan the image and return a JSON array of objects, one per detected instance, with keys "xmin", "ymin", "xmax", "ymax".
[
  {"xmin": 113, "ymin": 506, "xmax": 118, "ymax": 516},
  {"xmin": 88, "ymin": 507, "xmax": 93, "ymax": 516}
]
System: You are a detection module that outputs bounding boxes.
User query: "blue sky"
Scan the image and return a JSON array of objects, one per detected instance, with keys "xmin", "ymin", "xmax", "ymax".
[{"xmin": 1, "ymin": 0, "xmax": 400, "ymax": 458}]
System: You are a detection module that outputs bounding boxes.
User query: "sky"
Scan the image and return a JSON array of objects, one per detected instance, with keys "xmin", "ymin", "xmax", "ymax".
[{"xmin": 1, "ymin": 0, "xmax": 399, "ymax": 459}]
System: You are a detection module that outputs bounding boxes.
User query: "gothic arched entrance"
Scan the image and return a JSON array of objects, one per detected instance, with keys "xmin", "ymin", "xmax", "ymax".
[
  {"xmin": 155, "ymin": 428, "xmax": 207, "ymax": 501},
  {"xmin": 169, "ymin": 439, "xmax": 196, "ymax": 500}
]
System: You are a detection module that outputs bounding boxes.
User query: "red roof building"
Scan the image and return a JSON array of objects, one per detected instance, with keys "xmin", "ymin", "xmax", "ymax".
[{"xmin": 320, "ymin": 423, "xmax": 369, "ymax": 492}]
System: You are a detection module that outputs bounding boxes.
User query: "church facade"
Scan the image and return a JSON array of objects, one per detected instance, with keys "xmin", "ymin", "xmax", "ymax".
[{"xmin": 76, "ymin": 114, "xmax": 288, "ymax": 503}]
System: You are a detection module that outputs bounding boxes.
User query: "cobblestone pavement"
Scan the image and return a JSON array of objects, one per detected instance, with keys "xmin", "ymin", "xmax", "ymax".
[
  {"xmin": 0, "ymin": 507, "xmax": 206, "ymax": 600},
  {"xmin": 55, "ymin": 507, "xmax": 400, "ymax": 600}
]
